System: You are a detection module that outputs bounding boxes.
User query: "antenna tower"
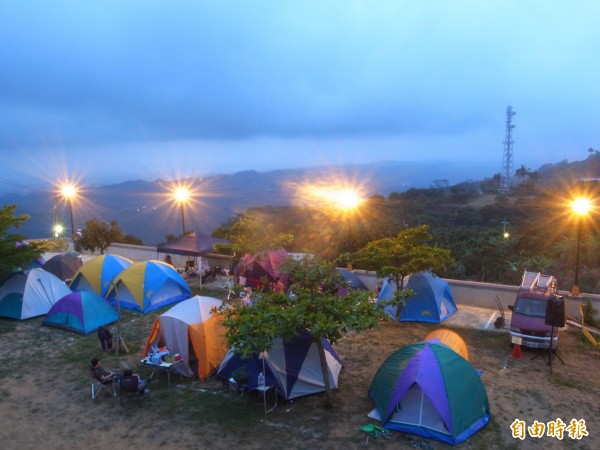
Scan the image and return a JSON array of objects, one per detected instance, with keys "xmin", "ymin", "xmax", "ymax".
[{"xmin": 500, "ymin": 106, "xmax": 516, "ymax": 193}]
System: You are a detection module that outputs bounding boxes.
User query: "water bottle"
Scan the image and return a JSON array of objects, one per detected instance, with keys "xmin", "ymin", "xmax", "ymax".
[{"xmin": 258, "ymin": 371, "xmax": 265, "ymax": 387}]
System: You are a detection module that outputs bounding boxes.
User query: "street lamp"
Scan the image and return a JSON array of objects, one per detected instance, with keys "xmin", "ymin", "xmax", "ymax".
[
  {"xmin": 61, "ymin": 183, "xmax": 77, "ymax": 239},
  {"xmin": 571, "ymin": 197, "xmax": 591, "ymax": 296},
  {"xmin": 173, "ymin": 187, "xmax": 190, "ymax": 236}
]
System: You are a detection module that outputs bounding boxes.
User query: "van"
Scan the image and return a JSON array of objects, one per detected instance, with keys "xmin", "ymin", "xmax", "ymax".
[{"xmin": 508, "ymin": 272, "xmax": 560, "ymax": 349}]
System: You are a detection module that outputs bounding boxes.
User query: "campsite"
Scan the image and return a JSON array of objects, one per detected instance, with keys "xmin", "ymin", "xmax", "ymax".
[{"xmin": 1, "ymin": 280, "xmax": 599, "ymax": 450}]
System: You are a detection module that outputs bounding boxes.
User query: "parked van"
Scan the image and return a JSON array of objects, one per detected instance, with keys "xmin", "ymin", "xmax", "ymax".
[{"xmin": 508, "ymin": 272, "xmax": 560, "ymax": 349}]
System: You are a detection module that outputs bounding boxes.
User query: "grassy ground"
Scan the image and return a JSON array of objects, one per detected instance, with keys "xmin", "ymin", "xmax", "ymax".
[{"xmin": 1, "ymin": 285, "xmax": 599, "ymax": 449}]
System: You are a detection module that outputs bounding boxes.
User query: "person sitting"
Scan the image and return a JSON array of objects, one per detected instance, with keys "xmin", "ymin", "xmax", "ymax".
[
  {"xmin": 90, "ymin": 358, "xmax": 117, "ymax": 383},
  {"xmin": 121, "ymin": 369, "xmax": 148, "ymax": 393},
  {"xmin": 272, "ymin": 277, "xmax": 285, "ymax": 293},
  {"xmin": 164, "ymin": 254, "xmax": 173, "ymax": 266},
  {"xmin": 97, "ymin": 326, "xmax": 114, "ymax": 352}
]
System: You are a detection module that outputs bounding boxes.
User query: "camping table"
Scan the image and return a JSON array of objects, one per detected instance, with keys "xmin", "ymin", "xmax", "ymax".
[{"xmin": 140, "ymin": 358, "xmax": 182, "ymax": 388}]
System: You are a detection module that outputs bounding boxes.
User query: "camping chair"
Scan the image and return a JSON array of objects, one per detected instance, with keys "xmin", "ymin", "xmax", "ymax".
[
  {"xmin": 119, "ymin": 375, "xmax": 146, "ymax": 407},
  {"xmin": 89, "ymin": 366, "xmax": 116, "ymax": 400},
  {"xmin": 359, "ymin": 423, "xmax": 391, "ymax": 446},
  {"xmin": 228, "ymin": 377, "xmax": 246, "ymax": 401}
]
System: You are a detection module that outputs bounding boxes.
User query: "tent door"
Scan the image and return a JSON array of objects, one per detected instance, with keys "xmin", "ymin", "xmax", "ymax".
[{"xmin": 388, "ymin": 384, "xmax": 448, "ymax": 434}]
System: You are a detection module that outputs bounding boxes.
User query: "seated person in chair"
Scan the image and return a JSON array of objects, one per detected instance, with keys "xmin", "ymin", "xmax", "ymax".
[
  {"xmin": 90, "ymin": 358, "xmax": 117, "ymax": 383},
  {"xmin": 121, "ymin": 369, "xmax": 147, "ymax": 393}
]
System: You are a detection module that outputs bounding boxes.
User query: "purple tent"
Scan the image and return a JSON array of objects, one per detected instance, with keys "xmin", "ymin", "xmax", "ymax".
[{"xmin": 42, "ymin": 291, "xmax": 118, "ymax": 335}]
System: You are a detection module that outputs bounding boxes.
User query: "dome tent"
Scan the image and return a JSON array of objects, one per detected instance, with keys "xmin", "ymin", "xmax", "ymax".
[
  {"xmin": 106, "ymin": 260, "xmax": 191, "ymax": 313},
  {"xmin": 377, "ymin": 272, "xmax": 457, "ymax": 322},
  {"xmin": 0, "ymin": 269, "xmax": 72, "ymax": 320},
  {"xmin": 424, "ymin": 328, "xmax": 469, "ymax": 360},
  {"xmin": 218, "ymin": 330, "xmax": 343, "ymax": 400},
  {"xmin": 368, "ymin": 341, "xmax": 489, "ymax": 445},
  {"xmin": 70, "ymin": 254, "xmax": 132, "ymax": 297},
  {"xmin": 143, "ymin": 296, "xmax": 228, "ymax": 380},
  {"xmin": 42, "ymin": 291, "xmax": 119, "ymax": 334}
]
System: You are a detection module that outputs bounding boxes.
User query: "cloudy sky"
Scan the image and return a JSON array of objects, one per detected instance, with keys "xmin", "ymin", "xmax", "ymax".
[{"xmin": 1, "ymin": 1, "xmax": 599, "ymax": 192}]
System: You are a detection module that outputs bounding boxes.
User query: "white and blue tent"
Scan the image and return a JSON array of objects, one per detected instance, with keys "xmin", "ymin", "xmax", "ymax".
[
  {"xmin": 0, "ymin": 268, "xmax": 72, "ymax": 320},
  {"xmin": 217, "ymin": 330, "xmax": 343, "ymax": 400},
  {"xmin": 377, "ymin": 272, "xmax": 457, "ymax": 323}
]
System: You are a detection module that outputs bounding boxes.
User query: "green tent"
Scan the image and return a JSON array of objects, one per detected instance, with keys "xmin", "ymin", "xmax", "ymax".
[{"xmin": 368, "ymin": 341, "xmax": 490, "ymax": 445}]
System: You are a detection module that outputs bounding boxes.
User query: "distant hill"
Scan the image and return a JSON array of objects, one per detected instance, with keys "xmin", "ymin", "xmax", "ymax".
[{"xmin": 3, "ymin": 157, "xmax": 592, "ymax": 246}]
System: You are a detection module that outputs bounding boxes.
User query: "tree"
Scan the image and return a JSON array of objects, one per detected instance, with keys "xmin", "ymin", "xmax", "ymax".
[
  {"xmin": 219, "ymin": 257, "xmax": 383, "ymax": 407},
  {"xmin": 0, "ymin": 204, "xmax": 43, "ymax": 278},
  {"xmin": 79, "ymin": 218, "xmax": 125, "ymax": 254},
  {"xmin": 214, "ymin": 213, "xmax": 293, "ymax": 263},
  {"xmin": 351, "ymin": 224, "xmax": 454, "ymax": 321}
]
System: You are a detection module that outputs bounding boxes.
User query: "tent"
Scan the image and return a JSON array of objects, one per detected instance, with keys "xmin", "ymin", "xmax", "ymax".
[
  {"xmin": 217, "ymin": 331, "xmax": 343, "ymax": 400},
  {"xmin": 156, "ymin": 231, "xmax": 230, "ymax": 257},
  {"xmin": 336, "ymin": 268, "xmax": 368, "ymax": 290},
  {"xmin": 42, "ymin": 252, "xmax": 83, "ymax": 281},
  {"xmin": 42, "ymin": 291, "xmax": 119, "ymax": 334},
  {"xmin": 368, "ymin": 341, "xmax": 489, "ymax": 445},
  {"xmin": 0, "ymin": 268, "xmax": 72, "ymax": 320},
  {"xmin": 238, "ymin": 248, "xmax": 289, "ymax": 289},
  {"xmin": 377, "ymin": 272, "xmax": 457, "ymax": 322},
  {"xmin": 69, "ymin": 254, "xmax": 133, "ymax": 297},
  {"xmin": 425, "ymin": 328, "xmax": 469, "ymax": 360},
  {"xmin": 105, "ymin": 260, "xmax": 191, "ymax": 313},
  {"xmin": 143, "ymin": 295, "xmax": 228, "ymax": 380}
]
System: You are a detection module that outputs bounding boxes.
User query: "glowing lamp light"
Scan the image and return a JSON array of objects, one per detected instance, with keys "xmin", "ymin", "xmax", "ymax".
[
  {"xmin": 53, "ymin": 224, "xmax": 64, "ymax": 237},
  {"xmin": 572, "ymin": 197, "xmax": 591, "ymax": 215},
  {"xmin": 61, "ymin": 184, "xmax": 77, "ymax": 199},
  {"xmin": 174, "ymin": 187, "xmax": 190, "ymax": 203}
]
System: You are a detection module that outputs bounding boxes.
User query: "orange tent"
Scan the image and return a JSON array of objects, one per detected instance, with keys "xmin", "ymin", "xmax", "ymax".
[
  {"xmin": 425, "ymin": 328, "xmax": 469, "ymax": 360},
  {"xmin": 144, "ymin": 296, "xmax": 228, "ymax": 380}
]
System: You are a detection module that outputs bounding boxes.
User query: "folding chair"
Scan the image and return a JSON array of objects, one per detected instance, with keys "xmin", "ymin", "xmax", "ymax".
[
  {"xmin": 228, "ymin": 377, "xmax": 246, "ymax": 401},
  {"xmin": 360, "ymin": 423, "xmax": 391, "ymax": 446},
  {"xmin": 89, "ymin": 367, "xmax": 116, "ymax": 400}
]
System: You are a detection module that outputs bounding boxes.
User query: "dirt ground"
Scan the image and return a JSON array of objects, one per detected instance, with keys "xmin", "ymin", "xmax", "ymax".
[{"xmin": 1, "ymin": 301, "xmax": 599, "ymax": 450}]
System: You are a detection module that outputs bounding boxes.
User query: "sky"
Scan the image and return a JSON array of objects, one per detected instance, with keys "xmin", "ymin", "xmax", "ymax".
[{"xmin": 1, "ymin": 1, "xmax": 599, "ymax": 193}]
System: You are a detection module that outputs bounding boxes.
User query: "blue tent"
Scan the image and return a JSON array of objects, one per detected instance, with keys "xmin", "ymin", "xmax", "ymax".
[
  {"xmin": 377, "ymin": 272, "xmax": 457, "ymax": 322},
  {"xmin": 336, "ymin": 268, "xmax": 368, "ymax": 290},
  {"xmin": 217, "ymin": 331, "xmax": 343, "ymax": 400},
  {"xmin": 42, "ymin": 291, "xmax": 119, "ymax": 334},
  {"xmin": 105, "ymin": 260, "xmax": 191, "ymax": 313}
]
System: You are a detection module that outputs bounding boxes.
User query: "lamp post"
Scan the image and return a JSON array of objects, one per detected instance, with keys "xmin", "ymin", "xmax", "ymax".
[
  {"xmin": 571, "ymin": 197, "xmax": 591, "ymax": 296},
  {"xmin": 61, "ymin": 184, "xmax": 77, "ymax": 239},
  {"xmin": 173, "ymin": 187, "xmax": 190, "ymax": 236}
]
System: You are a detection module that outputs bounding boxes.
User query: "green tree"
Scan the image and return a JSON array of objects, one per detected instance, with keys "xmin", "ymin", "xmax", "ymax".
[
  {"xmin": 79, "ymin": 218, "xmax": 125, "ymax": 254},
  {"xmin": 219, "ymin": 257, "xmax": 383, "ymax": 407},
  {"xmin": 214, "ymin": 213, "xmax": 293, "ymax": 263},
  {"xmin": 0, "ymin": 204, "xmax": 43, "ymax": 278},
  {"xmin": 351, "ymin": 224, "xmax": 454, "ymax": 321}
]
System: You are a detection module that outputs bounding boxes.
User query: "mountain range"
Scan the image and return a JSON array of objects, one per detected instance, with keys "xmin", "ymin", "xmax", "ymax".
[{"xmin": 3, "ymin": 157, "xmax": 590, "ymax": 246}]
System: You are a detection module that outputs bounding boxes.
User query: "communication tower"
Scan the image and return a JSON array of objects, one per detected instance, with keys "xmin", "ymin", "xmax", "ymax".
[{"xmin": 499, "ymin": 106, "xmax": 516, "ymax": 193}]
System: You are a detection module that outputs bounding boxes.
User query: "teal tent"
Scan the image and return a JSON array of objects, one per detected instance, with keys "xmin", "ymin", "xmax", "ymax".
[
  {"xmin": 368, "ymin": 341, "xmax": 489, "ymax": 445},
  {"xmin": 42, "ymin": 291, "xmax": 119, "ymax": 334}
]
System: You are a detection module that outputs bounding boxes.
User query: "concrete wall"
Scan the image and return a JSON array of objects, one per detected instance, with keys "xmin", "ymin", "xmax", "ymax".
[{"xmin": 105, "ymin": 243, "xmax": 233, "ymax": 270}]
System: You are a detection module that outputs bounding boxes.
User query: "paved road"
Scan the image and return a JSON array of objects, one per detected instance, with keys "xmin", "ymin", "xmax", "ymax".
[{"xmin": 444, "ymin": 304, "xmax": 512, "ymax": 332}]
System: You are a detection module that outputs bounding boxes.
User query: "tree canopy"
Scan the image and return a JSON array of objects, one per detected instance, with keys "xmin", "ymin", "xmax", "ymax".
[
  {"xmin": 78, "ymin": 218, "xmax": 142, "ymax": 254},
  {"xmin": 213, "ymin": 212, "xmax": 293, "ymax": 262},
  {"xmin": 0, "ymin": 204, "xmax": 43, "ymax": 278},
  {"xmin": 219, "ymin": 257, "xmax": 383, "ymax": 406}
]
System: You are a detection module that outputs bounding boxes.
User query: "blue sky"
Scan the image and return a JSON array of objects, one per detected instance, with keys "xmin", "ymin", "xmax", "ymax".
[{"xmin": 1, "ymin": 1, "xmax": 599, "ymax": 192}]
